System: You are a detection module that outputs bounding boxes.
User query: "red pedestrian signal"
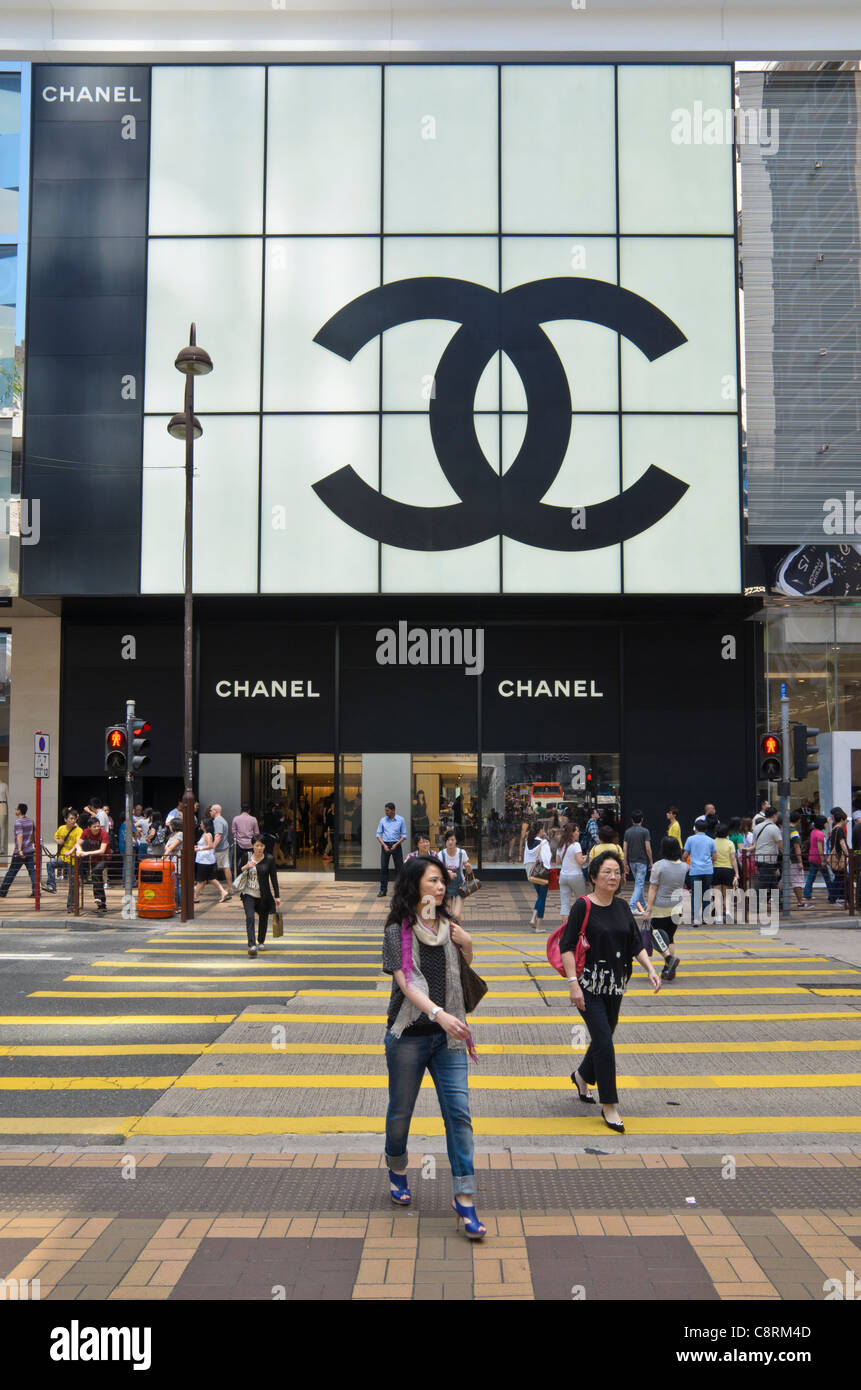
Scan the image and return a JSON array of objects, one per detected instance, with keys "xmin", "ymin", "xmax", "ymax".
[
  {"xmin": 105, "ymin": 724, "xmax": 127, "ymax": 776},
  {"xmin": 759, "ymin": 731, "xmax": 782, "ymax": 781}
]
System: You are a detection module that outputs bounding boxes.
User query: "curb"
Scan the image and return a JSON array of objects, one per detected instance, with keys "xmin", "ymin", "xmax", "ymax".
[{"xmin": 0, "ymin": 917, "xmax": 156, "ymax": 931}]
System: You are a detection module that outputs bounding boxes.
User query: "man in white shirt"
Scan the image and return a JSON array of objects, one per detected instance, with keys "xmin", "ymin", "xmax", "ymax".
[{"xmin": 753, "ymin": 806, "xmax": 782, "ymax": 896}]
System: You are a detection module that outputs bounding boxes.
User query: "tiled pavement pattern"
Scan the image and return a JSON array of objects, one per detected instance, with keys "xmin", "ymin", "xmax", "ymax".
[{"xmin": 1, "ymin": 1150, "xmax": 860, "ymax": 1300}]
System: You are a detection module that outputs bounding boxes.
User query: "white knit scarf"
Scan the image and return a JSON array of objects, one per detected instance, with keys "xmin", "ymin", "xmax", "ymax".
[{"xmin": 389, "ymin": 914, "xmax": 468, "ymax": 1051}]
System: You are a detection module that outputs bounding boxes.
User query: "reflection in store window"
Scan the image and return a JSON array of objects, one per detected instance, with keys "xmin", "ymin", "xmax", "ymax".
[
  {"xmin": 338, "ymin": 755, "xmax": 362, "ymax": 869},
  {"xmin": 480, "ymin": 753, "xmax": 620, "ymax": 867},
  {"xmin": 410, "ymin": 754, "xmax": 478, "ymax": 861}
]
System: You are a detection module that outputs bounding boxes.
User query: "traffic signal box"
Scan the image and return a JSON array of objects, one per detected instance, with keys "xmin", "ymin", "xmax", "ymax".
[
  {"xmin": 759, "ymin": 731, "xmax": 781, "ymax": 781},
  {"xmin": 105, "ymin": 725, "xmax": 127, "ymax": 776},
  {"xmin": 131, "ymin": 718, "xmax": 151, "ymax": 773},
  {"xmin": 792, "ymin": 724, "xmax": 820, "ymax": 781}
]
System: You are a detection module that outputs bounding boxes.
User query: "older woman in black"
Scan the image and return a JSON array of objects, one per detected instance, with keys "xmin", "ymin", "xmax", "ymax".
[
  {"xmin": 237, "ymin": 836, "xmax": 280, "ymax": 958},
  {"xmin": 561, "ymin": 848, "xmax": 661, "ymax": 1133}
]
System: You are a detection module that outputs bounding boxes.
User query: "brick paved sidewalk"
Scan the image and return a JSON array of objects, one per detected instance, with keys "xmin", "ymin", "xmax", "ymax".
[{"xmin": 1, "ymin": 1149, "xmax": 859, "ymax": 1301}]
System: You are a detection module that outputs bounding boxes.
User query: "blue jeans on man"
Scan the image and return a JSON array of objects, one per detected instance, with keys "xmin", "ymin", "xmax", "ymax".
[
  {"xmin": 629, "ymin": 861, "xmax": 648, "ymax": 912},
  {"xmin": 384, "ymin": 1029, "xmax": 475, "ymax": 1197},
  {"xmin": 688, "ymin": 873, "xmax": 713, "ymax": 924}
]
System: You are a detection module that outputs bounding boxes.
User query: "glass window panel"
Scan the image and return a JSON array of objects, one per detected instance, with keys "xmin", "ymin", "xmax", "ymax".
[
  {"xmin": 411, "ymin": 754, "xmax": 478, "ymax": 863},
  {"xmin": 502, "ymin": 414, "xmax": 621, "ymax": 594},
  {"xmin": 480, "ymin": 753, "xmax": 620, "ymax": 867},
  {"xmin": 501, "ymin": 237, "xmax": 619, "ymax": 412},
  {"xmin": 620, "ymin": 237, "xmax": 737, "ymax": 413},
  {"xmin": 382, "ymin": 237, "xmax": 498, "ymax": 411},
  {"xmin": 149, "ymin": 66, "xmax": 265, "ymax": 234},
  {"xmin": 144, "ymin": 238, "xmax": 262, "ymax": 413},
  {"xmin": 617, "ymin": 65, "xmax": 735, "ymax": 234},
  {"xmin": 621, "ymin": 414, "xmax": 740, "ymax": 593},
  {"xmin": 266, "ymin": 66, "xmax": 381, "ymax": 234},
  {"xmin": 338, "ymin": 755, "xmax": 363, "ymax": 870},
  {"xmin": 384, "ymin": 66, "xmax": 497, "ymax": 233},
  {"xmin": 260, "ymin": 414, "xmax": 379, "ymax": 593},
  {"xmin": 140, "ymin": 416, "xmax": 259, "ymax": 594},
  {"xmin": 263, "ymin": 237, "xmax": 379, "ymax": 412},
  {"xmin": 502, "ymin": 66, "xmax": 616, "ymax": 233},
  {"xmin": 380, "ymin": 414, "xmax": 500, "ymax": 593}
]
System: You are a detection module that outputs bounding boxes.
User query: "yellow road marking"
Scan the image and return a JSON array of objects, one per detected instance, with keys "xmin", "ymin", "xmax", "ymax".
[
  {"xmin": 97, "ymin": 960, "xmax": 846, "ymax": 977},
  {"xmin": 0, "ymin": 1014, "xmax": 236, "ymax": 1026},
  {"xmin": 242, "ymin": 1009, "xmax": 861, "ymax": 1025},
  {"xmin": 58, "ymin": 976, "xmax": 850, "ymax": 995},
  {"xmin": 29, "ymin": 990, "xmax": 381, "ymax": 999},
  {"xmin": 64, "ymin": 974, "xmax": 382, "ymax": 983},
  {"xmin": 122, "ymin": 1115, "xmax": 861, "ymax": 1137},
  {"xmin": 4, "ymin": 1038, "xmax": 861, "ymax": 1058},
  {"xmin": 2, "ymin": 1071, "xmax": 856, "ymax": 1093}
]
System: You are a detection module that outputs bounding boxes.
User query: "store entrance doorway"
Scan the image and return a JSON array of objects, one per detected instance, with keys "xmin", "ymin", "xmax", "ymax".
[{"xmin": 249, "ymin": 755, "xmax": 335, "ymax": 872}]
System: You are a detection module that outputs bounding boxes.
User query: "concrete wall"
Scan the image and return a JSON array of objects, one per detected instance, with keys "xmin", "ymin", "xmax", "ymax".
[
  {"xmin": 361, "ymin": 753, "xmax": 410, "ymax": 870},
  {"xmin": 198, "ymin": 753, "xmax": 243, "ymax": 837},
  {"xmin": 5, "ymin": 600, "xmax": 61, "ymax": 856}
]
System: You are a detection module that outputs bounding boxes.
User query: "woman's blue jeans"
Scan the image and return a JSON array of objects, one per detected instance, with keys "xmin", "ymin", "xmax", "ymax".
[
  {"xmin": 384, "ymin": 1030, "xmax": 475, "ymax": 1197},
  {"xmin": 531, "ymin": 880, "xmax": 548, "ymax": 917},
  {"xmin": 803, "ymin": 862, "xmax": 833, "ymax": 899}
]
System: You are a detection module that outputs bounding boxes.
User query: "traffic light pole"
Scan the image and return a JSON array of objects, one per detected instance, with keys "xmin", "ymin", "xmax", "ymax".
[
  {"xmin": 181, "ymin": 354, "xmax": 195, "ymax": 923},
  {"xmin": 780, "ymin": 691, "xmax": 791, "ymax": 917},
  {"xmin": 122, "ymin": 698, "xmax": 137, "ymax": 921}
]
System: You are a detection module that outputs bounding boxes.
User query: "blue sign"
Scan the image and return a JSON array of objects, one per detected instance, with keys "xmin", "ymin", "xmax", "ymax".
[{"xmin": 780, "ymin": 682, "xmax": 787, "ymax": 698}]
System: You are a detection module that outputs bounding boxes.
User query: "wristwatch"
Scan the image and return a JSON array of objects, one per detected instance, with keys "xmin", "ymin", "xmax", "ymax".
[{"xmin": 428, "ymin": 1005, "xmax": 441, "ymax": 1022}]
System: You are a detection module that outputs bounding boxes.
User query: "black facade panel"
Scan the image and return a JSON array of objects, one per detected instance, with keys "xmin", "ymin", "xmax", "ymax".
[
  {"xmin": 198, "ymin": 623, "xmax": 336, "ymax": 753},
  {"xmin": 61, "ymin": 622, "xmax": 183, "ymax": 779},
  {"xmin": 29, "ymin": 238, "xmax": 147, "ymax": 299},
  {"xmin": 481, "ymin": 626, "xmax": 620, "ymax": 749},
  {"xmin": 31, "ymin": 180, "xmax": 149, "ymax": 238},
  {"xmin": 621, "ymin": 622, "xmax": 754, "ymax": 841},
  {"xmin": 23, "ymin": 65, "xmax": 150, "ymax": 598}
]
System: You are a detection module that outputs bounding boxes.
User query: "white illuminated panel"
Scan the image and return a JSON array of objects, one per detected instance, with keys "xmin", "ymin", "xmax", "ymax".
[
  {"xmin": 620, "ymin": 237, "xmax": 737, "ymax": 413},
  {"xmin": 260, "ymin": 415, "xmax": 379, "ymax": 593},
  {"xmin": 266, "ymin": 66, "xmax": 381, "ymax": 234},
  {"xmin": 502, "ymin": 414, "xmax": 622, "ymax": 594},
  {"xmin": 617, "ymin": 65, "xmax": 735, "ymax": 235},
  {"xmin": 621, "ymin": 414, "xmax": 740, "ymax": 593},
  {"xmin": 384, "ymin": 66, "xmax": 498, "ymax": 233},
  {"xmin": 141, "ymin": 416, "xmax": 260, "ymax": 594},
  {"xmin": 380, "ymin": 414, "xmax": 500, "ymax": 592},
  {"xmin": 502, "ymin": 66, "xmax": 616, "ymax": 233},
  {"xmin": 149, "ymin": 67, "xmax": 265, "ymax": 235},
  {"xmin": 382, "ymin": 237, "xmax": 499, "ymax": 412},
  {"xmin": 144, "ymin": 239, "xmax": 262, "ymax": 414},
  {"xmin": 264, "ymin": 237, "xmax": 379, "ymax": 412}
]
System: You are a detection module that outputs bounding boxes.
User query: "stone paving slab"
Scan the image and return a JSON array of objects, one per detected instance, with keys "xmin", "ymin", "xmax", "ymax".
[{"xmin": 0, "ymin": 1150, "xmax": 859, "ymax": 1301}]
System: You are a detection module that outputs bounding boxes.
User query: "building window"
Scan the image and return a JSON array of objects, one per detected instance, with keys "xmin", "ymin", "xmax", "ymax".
[{"xmin": 480, "ymin": 753, "xmax": 621, "ymax": 867}]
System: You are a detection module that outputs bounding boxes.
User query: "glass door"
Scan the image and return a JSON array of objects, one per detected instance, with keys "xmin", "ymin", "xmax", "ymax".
[{"xmin": 250, "ymin": 756, "xmax": 297, "ymax": 869}]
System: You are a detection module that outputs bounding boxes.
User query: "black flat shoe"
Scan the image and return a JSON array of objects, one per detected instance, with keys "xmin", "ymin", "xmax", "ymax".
[
  {"xmin": 665, "ymin": 956, "xmax": 679, "ymax": 981},
  {"xmin": 570, "ymin": 1070, "xmax": 596, "ymax": 1104},
  {"xmin": 601, "ymin": 1108, "xmax": 625, "ymax": 1134}
]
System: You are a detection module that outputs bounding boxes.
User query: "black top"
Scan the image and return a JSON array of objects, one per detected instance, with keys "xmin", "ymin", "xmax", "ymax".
[
  {"xmin": 382, "ymin": 920, "xmax": 448, "ymax": 1035},
  {"xmin": 560, "ymin": 895, "xmax": 644, "ymax": 997},
  {"xmin": 242, "ymin": 853, "xmax": 280, "ymax": 910}
]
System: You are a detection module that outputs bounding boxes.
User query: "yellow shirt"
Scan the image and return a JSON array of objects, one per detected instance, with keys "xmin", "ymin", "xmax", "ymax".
[
  {"xmin": 55, "ymin": 824, "xmax": 82, "ymax": 862},
  {"xmin": 588, "ymin": 842, "xmax": 624, "ymax": 864},
  {"xmin": 667, "ymin": 820, "xmax": 683, "ymax": 847},
  {"xmin": 713, "ymin": 837, "xmax": 734, "ymax": 870}
]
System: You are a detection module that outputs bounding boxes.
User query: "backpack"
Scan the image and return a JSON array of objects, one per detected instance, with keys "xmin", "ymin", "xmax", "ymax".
[{"xmin": 547, "ymin": 897, "xmax": 592, "ymax": 980}]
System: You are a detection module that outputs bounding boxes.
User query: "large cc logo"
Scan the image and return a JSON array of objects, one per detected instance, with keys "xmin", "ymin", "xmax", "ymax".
[{"xmin": 312, "ymin": 277, "xmax": 688, "ymax": 550}]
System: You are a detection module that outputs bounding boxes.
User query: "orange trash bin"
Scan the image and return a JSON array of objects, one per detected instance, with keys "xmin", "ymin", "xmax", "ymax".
[{"xmin": 137, "ymin": 858, "xmax": 176, "ymax": 919}]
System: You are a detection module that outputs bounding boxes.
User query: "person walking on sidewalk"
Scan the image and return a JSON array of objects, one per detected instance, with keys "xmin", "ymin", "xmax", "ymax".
[
  {"xmin": 623, "ymin": 810, "xmax": 652, "ymax": 915},
  {"xmin": 524, "ymin": 824, "xmax": 552, "ymax": 930},
  {"xmin": 376, "ymin": 802, "xmax": 406, "ymax": 898},
  {"xmin": 231, "ymin": 804, "xmax": 260, "ymax": 871},
  {"xmin": 236, "ymin": 836, "xmax": 280, "ymax": 958},
  {"xmin": 753, "ymin": 806, "xmax": 782, "ymax": 901},
  {"xmin": 381, "ymin": 854, "xmax": 486, "ymax": 1239},
  {"xmin": 556, "ymin": 823, "xmax": 587, "ymax": 923},
  {"xmin": 827, "ymin": 807, "xmax": 849, "ymax": 905},
  {"xmin": 562, "ymin": 849, "xmax": 661, "ymax": 1133},
  {"xmin": 803, "ymin": 814, "xmax": 833, "ymax": 904},
  {"xmin": 194, "ymin": 818, "xmax": 230, "ymax": 906},
  {"xmin": 682, "ymin": 817, "xmax": 717, "ymax": 925},
  {"xmin": 644, "ymin": 836, "xmax": 688, "ymax": 980},
  {"xmin": 210, "ymin": 803, "xmax": 233, "ymax": 896},
  {"xmin": 0, "ymin": 803, "xmax": 37, "ymax": 899}
]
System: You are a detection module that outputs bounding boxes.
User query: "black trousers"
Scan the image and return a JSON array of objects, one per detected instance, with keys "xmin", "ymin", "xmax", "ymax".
[
  {"xmin": 379, "ymin": 843, "xmax": 403, "ymax": 894},
  {"xmin": 241, "ymin": 893, "xmax": 270, "ymax": 946},
  {"xmin": 576, "ymin": 991, "xmax": 624, "ymax": 1105}
]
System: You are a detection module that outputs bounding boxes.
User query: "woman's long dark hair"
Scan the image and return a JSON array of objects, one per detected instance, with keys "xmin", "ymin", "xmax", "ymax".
[{"xmin": 384, "ymin": 855, "xmax": 458, "ymax": 928}]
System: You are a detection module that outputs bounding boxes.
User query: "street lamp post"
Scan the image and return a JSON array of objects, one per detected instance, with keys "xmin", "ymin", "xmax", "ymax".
[{"xmin": 168, "ymin": 323, "xmax": 212, "ymax": 923}]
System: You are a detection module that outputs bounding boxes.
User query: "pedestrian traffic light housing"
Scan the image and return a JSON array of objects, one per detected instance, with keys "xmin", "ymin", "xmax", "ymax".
[
  {"xmin": 759, "ymin": 731, "xmax": 781, "ymax": 780},
  {"xmin": 105, "ymin": 725, "xmax": 127, "ymax": 777},
  {"xmin": 792, "ymin": 724, "xmax": 820, "ymax": 780},
  {"xmin": 131, "ymin": 717, "xmax": 151, "ymax": 773}
]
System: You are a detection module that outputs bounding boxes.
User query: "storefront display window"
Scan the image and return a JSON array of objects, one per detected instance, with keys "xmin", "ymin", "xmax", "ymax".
[
  {"xmin": 410, "ymin": 754, "xmax": 478, "ymax": 861},
  {"xmin": 337, "ymin": 755, "xmax": 362, "ymax": 870},
  {"xmin": 480, "ymin": 753, "xmax": 620, "ymax": 867}
]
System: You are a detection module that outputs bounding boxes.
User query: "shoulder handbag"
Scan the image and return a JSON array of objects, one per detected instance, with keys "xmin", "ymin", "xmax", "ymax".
[
  {"xmin": 454, "ymin": 941, "xmax": 487, "ymax": 1012},
  {"xmin": 529, "ymin": 845, "xmax": 550, "ymax": 884},
  {"xmin": 547, "ymin": 897, "xmax": 592, "ymax": 978},
  {"xmin": 460, "ymin": 857, "xmax": 482, "ymax": 898},
  {"xmin": 828, "ymin": 832, "xmax": 847, "ymax": 872}
]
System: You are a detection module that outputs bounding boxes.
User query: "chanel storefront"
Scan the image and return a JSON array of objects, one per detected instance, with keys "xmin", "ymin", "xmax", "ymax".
[{"xmin": 25, "ymin": 61, "xmax": 756, "ymax": 871}]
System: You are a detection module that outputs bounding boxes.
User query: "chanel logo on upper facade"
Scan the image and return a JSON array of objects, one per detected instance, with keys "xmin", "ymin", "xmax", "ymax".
[{"xmin": 312, "ymin": 276, "xmax": 689, "ymax": 551}]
